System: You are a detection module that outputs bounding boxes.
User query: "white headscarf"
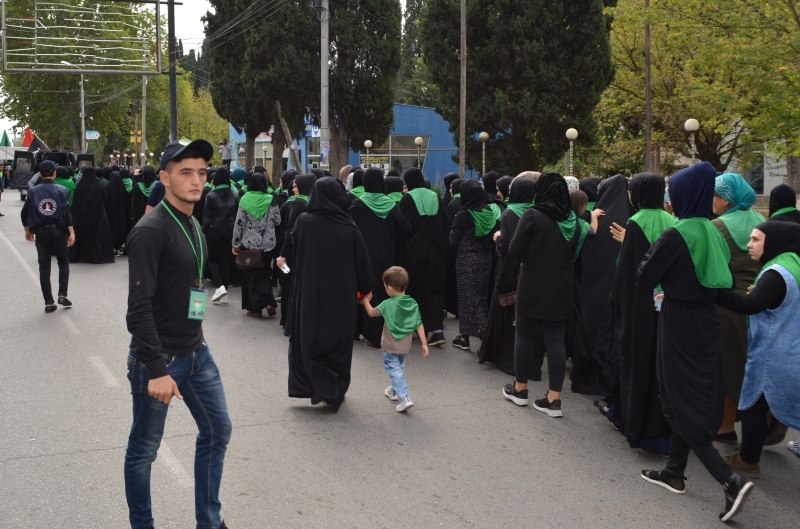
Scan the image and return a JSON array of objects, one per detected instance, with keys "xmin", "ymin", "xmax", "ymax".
[
  {"xmin": 345, "ymin": 172, "xmax": 354, "ymax": 191},
  {"xmin": 564, "ymin": 176, "xmax": 580, "ymax": 191}
]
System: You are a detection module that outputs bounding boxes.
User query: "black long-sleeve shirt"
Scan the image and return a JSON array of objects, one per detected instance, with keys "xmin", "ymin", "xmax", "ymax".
[
  {"xmin": 715, "ymin": 269, "xmax": 786, "ymax": 314},
  {"xmin": 21, "ymin": 180, "xmax": 73, "ymax": 228},
  {"xmin": 126, "ymin": 199, "xmax": 208, "ymax": 379}
]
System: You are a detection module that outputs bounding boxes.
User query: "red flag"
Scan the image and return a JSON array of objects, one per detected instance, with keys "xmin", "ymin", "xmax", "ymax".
[{"xmin": 22, "ymin": 127, "xmax": 34, "ymax": 147}]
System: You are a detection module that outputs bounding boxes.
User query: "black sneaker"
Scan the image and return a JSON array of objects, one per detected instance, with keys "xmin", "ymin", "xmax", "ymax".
[
  {"xmin": 720, "ymin": 474, "xmax": 754, "ymax": 522},
  {"xmin": 45, "ymin": 305, "xmax": 57, "ymax": 313},
  {"xmin": 220, "ymin": 520, "xmax": 229, "ymax": 529},
  {"xmin": 715, "ymin": 431, "xmax": 738, "ymax": 444},
  {"xmin": 310, "ymin": 393, "xmax": 324, "ymax": 405},
  {"xmin": 502, "ymin": 383, "xmax": 528, "ymax": 406},
  {"xmin": 429, "ymin": 332, "xmax": 446, "ymax": 346},
  {"xmin": 640, "ymin": 469, "xmax": 686, "ymax": 494},
  {"xmin": 532, "ymin": 394, "xmax": 563, "ymax": 417},
  {"xmin": 57, "ymin": 296, "xmax": 72, "ymax": 307},
  {"xmin": 452, "ymin": 335, "xmax": 470, "ymax": 350}
]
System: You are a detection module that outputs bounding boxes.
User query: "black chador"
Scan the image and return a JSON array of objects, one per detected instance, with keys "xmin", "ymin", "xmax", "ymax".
[{"xmin": 70, "ymin": 166, "xmax": 115, "ymax": 264}]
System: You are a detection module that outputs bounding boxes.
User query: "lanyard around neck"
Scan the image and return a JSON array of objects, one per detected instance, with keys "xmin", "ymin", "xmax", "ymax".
[{"xmin": 161, "ymin": 200, "xmax": 204, "ymax": 284}]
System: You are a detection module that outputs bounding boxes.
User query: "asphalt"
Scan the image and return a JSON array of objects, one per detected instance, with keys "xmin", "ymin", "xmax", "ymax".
[{"xmin": 1, "ymin": 196, "xmax": 798, "ymax": 529}]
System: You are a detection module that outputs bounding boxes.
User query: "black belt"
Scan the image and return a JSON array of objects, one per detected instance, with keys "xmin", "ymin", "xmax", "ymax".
[{"xmin": 41, "ymin": 224, "xmax": 65, "ymax": 229}]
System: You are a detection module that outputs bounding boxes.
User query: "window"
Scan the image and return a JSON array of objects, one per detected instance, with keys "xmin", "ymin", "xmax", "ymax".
[
  {"xmin": 368, "ymin": 135, "xmax": 429, "ymax": 174},
  {"xmin": 307, "ymin": 137, "xmax": 320, "ymax": 170}
]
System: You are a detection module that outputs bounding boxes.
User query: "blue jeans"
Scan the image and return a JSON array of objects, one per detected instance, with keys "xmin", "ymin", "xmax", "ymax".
[
  {"xmin": 125, "ymin": 344, "xmax": 232, "ymax": 529},
  {"xmin": 383, "ymin": 352, "xmax": 409, "ymax": 400}
]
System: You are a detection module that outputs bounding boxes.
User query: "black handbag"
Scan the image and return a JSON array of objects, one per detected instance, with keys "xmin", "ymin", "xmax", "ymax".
[
  {"xmin": 235, "ymin": 249, "xmax": 263, "ymax": 270},
  {"xmin": 498, "ymin": 290, "xmax": 516, "ymax": 307}
]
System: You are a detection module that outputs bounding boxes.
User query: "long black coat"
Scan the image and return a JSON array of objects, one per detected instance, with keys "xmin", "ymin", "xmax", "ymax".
[
  {"xmin": 637, "ymin": 228, "xmax": 724, "ymax": 444},
  {"xmin": 398, "ymin": 194, "xmax": 450, "ymax": 332},
  {"xmin": 349, "ymin": 200, "xmax": 411, "ymax": 345},
  {"xmin": 610, "ymin": 221, "xmax": 671, "ymax": 445},
  {"xmin": 105, "ymin": 175, "xmax": 132, "ymax": 249},
  {"xmin": 278, "ymin": 198, "xmax": 308, "ymax": 333},
  {"xmin": 285, "ymin": 211, "xmax": 374, "ymax": 411},
  {"xmin": 70, "ymin": 176, "xmax": 115, "ymax": 264}
]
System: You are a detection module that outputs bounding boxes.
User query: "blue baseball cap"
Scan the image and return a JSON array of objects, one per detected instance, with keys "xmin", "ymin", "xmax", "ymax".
[{"xmin": 40, "ymin": 160, "xmax": 57, "ymax": 172}]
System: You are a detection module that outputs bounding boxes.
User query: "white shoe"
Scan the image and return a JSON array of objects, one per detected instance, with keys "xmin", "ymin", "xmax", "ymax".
[
  {"xmin": 219, "ymin": 294, "xmax": 228, "ymax": 305},
  {"xmin": 384, "ymin": 386, "xmax": 398, "ymax": 401},
  {"xmin": 396, "ymin": 396, "xmax": 414, "ymax": 412},
  {"xmin": 788, "ymin": 439, "xmax": 800, "ymax": 456},
  {"xmin": 212, "ymin": 286, "xmax": 227, "ymax": 304}
]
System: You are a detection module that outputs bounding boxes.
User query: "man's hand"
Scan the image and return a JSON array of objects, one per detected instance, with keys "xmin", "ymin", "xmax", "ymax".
[
  {"xmin": 276, "ymin": 256, "xmax": 286, "ymax": 269},
  {"xmin": 67, "ymin": 229, "xmax": 75, "ymax": 247},
  {"xmin": 148, "ymin": 375, "xmax": 183, "ymax": 404},
  {"xmin": 421, "ymin": 343, "xmax": 430, "ymax": 359},
  {"xmin": 24, "ymin": 227, "xmax": 34, "ymax": 242}
]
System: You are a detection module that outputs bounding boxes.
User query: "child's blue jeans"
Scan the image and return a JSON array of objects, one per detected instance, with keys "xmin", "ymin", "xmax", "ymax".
[{"xmin": 383, "ymin": 351, "xmax": 409, "ymax": 400}]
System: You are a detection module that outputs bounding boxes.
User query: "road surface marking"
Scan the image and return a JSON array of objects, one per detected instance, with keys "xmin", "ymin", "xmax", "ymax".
[
  {"xmin": 158, "ymin": 442, "xmax": 194, "ymax": 488},
  {"xmin": 0, "ymin": 228, "xmax": 39, "ymax": 285},
  {"xmin": 88, "ymin": 356, "xmax": 120, "ymax": 388}
]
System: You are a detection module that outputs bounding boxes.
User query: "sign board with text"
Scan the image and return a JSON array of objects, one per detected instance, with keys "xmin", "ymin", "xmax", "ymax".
[{"xmin": 360, "ymin": 154, "xmax": 390, "ymax": 174}]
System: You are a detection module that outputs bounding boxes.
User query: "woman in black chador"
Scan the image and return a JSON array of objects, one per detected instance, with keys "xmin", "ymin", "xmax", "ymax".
[
  {"xmin": 446, "ymin": 178, "xmax": 464, "ymax": 219},
  {"xmin": 478, "ymin": 177, "xmax": 536, "ymax": 373},
  {"xmin": 398, "ymin": 168, "xmax": 450, "ymax": 345},
  {"xmin": 105, "ymin": 170, "xmax": 133, "ymax": 254},
  {"xmin": 441, "ymin": 172, "xmax": 458, "ymax": 210},
  {"xmin": 279, "ymin": 173, "xmax": 315, "ymax": 334},
  {"xmin": 70, "ymin": 166, "xmax": 115, "ymax": 264},
  {"xmin": 637, "ymin": 162, "xmax": 753, "ymax": 523},
  {"xmin": 349, "ymin": 168, "xmax": 411, "ymax": 348},
  {"xmin": 605, "ymin": 173, "xmax": 675, "ymax": 455},
  {"xmin": 767, "ymin": 183, "xmax": 800, "ymax": 224},
  {"xmin": 571, "ymin": 174, "xmax": 630, "ymax": 396},
  {"xmin": 131, "ymin": 165, "xmax": 156, "ymax": 227},
  {"xmin": 284, "ymin": 178, "xmax": 374, "ymax": 411}
]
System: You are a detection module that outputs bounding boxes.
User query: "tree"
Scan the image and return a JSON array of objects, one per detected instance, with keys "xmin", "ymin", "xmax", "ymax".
[
  {"xmin": 327, "ymin": 0, "xmax": 403, "ymax": 171},
  {"xmin": 420, "ymin": 0, "xmax": 615, "ymax": 175},
  {"xmin": 394, "ymin": 0, "xmax": 439, "ymax": 107}
]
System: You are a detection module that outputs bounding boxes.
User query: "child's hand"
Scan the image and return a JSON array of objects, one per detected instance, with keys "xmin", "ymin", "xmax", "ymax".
[
  {"xmin": 592, "ymin": 208, "xmax": 605, "ymax": 219},
  {"xmin": 421, "ymin": 343, "xmax": 429, "ymax": 359}
]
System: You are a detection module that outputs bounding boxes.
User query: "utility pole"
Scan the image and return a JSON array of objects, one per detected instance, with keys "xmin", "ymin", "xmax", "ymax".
[
  {"xmin": 319, "ymin": 0, "xmax": 330, "ymax": 170},
  {"xmin": 167, "ymin": 0, "xmax": 178, "ymax": 141},
  {"xmin": 459, "ymin": 0, "xmax": 466, "ymax": 178},
  {"xmin": 80, "ymin": 73, "xmax": 86, "ymax": 153},
  {"xmin": 141, "ymin": 75, "xmax": 148, "ymax": 156},
  {"xmin": 644, "ymin": 0, "xmax": 652, "ymax": 172}
]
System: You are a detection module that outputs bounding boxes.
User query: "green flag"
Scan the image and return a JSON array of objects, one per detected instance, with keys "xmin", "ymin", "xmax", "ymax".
[{"xmin": 0, "ymin": 131, "xmax": 12, "ymax": 147}]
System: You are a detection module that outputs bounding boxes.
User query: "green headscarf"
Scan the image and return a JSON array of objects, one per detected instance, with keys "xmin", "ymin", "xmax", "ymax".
[
  {"xmin": 122, "ymin": 178, "xmax": 133, "ymax": 193},
  {"xmin": 204, "ymin": 181, "xmax": 213, "ymax": 189},
  {"xmin": 453, "ymin": 193, "xmax": 461, "ymax": 199},
  {"xmin": 212, "ymin": 184, "xmax": 230, "ymax": 192},
  {"xmin": 468, "ymin": 202, "xmax": 501, "ymax": 238},
  {"xmin": 506, "ymin": 201, "xmax": 533, "ymax": 218},
  {"xmin": 674, "ymin": 218, "xmax": 733, "ymax": 289},
  {"xmin": 586, "ymin": 201, "xmax": 596, "ymax": 212},
  {"xmin": 715, "ymin": 173, "xmax": 765, "ymax": 251},
  {"xmin": 629, "ymin": 209, "xmax": 677, "ymax": 245},
  {"xmin": 407, "ymin": 188, "xmax": 440, "ymax": 216},
  {"xmin": 350, "ymin": 186, "xmax": 365, "ymax": 198},
  {"xmin": 54, "ymin": 176, "xmax": 76, "ymax": 203},
  {"xmin": 574, "ymin": 218, "xmax": 590, "ymax": 261},
  {"xmin": 771, "ymin": 207, "xmax": 798, "ymax": 218},
  {"xmin": 759, "ymin": 253, "xmax": 800, "ymax": 290},
  {"xmin": 388, "ymin": 191, "xmax": 403, "ymax": 203},
  {"xmin": 359, "ymin": 192, "xmax": 396, "ymax": 219},
  {"xmin": 377, "ymin": 295, "xmax": 423, "ymax": 340},
  {"xmin": 556, "ymin": 211, "xmax": 579, "ymax": 241},
  {"xmin": 237, "ymin": 174, "xmax": 273, "ymax": 219},
  {"xmin": 137, "ymin": 181, "xmax": 155, "ymax": 197}
]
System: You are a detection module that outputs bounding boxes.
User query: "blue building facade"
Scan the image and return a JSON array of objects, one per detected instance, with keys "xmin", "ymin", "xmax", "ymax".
[{"xmin": 228, "ymin": 104, "xmax": 471, "ymax": 185}]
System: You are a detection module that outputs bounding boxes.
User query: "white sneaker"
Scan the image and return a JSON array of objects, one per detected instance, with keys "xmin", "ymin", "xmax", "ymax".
[
  {"xmin": 212, "ymin": 286, "xmax": 227, "ymax": 304},
  {"xmin": 384, "ymin": 386, "xmax": 398, "ymax": 401},
  {"xmin": 396, "ymin": 396, "xmax": 414, "ymax": 412},
  {"xmin": 219, "ymin": 294, "xmax": 228, "ymax": 305},
  {"xmin": 788, "ymin": 439, "xmax": 800, "ymax": 456}
]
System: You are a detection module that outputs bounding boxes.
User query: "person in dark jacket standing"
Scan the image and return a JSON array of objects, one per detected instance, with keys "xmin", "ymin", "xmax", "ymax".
[
  {"xmin": 125, "ymin": 139, "xmax": 232, "ymax": 529},
  {"xmin": 203, "ymin": 167, "xmax": 239, "ymax": 304},
  {"xmin": 502, "ymin": 172, "xmax": 585, "ymax": 418},
  {"xmin": 21, "ymin": 160, "xmax": 75, "ymax": 312}
]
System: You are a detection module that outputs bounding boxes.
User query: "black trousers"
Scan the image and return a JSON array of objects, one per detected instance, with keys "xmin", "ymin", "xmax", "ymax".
[
  {"xmin": 206, "ymin": 233, "xmax": 234, "ymax": 288},
  {"xmin": 740, "ymin": 393, "xmax": 776, "ymax": 464},
  {"xmin": 663, "ymin": 403, "xmax": 734, "ymax": 485},
  {"xmin": 514, "ymin": 312, "xmax": 567, "ymax": 392},
  {"xmin": 35, "ymin": 226, "xmax": 70, "ymax": 305}
]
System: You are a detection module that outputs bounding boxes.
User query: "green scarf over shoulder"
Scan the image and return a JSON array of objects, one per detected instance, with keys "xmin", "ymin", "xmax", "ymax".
[
  {"xmin": 388, "ymin": 191, "xmax": 403, "ymax": 203},
  {"xmin": 674, "ymin": 218, "xmax": 733, "ymax": 289},
  {"xmin": 407, "ymin": 188, "xmax": 440, "ymax": 216},
  {"xmin": 377, "ymin": 295, "xmax": 423, "ymax": 340},
  {"xmin": 137, "ymin": 181, "xmax": 155, "ymax": 197},
  {"xmin": 468, "ymin": 202, "xmax": 501, "ymax": 238},
  {"xmin": 359, "ymin": 192, "xmax": 396, "ymax": 219},
  {"xmin": 758, "ymin": 252, "xmax": 800, "ymax": 290},
  {"xmin": 238, "ymin": 191, "xmax": 273, "ymax": 219},
  {"xmin": 629, "ymin": 208, "xmax": 677, "ymax": 244},
  {"xmin": 350, "ymin": 186, "xmax": 365, "ymax": 198},
  {"xmin": 718, "ymin": 208, "xmax": 766, "ymax": 252}
]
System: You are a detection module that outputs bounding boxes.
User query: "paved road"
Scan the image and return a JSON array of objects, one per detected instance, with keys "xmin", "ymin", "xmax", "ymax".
[{"xmin": 1, "ymin": 198, "xmax": 798, "ymax": 528}]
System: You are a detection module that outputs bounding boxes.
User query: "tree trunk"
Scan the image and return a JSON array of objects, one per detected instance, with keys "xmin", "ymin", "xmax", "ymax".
[
  {"xmin": 245, "ymin": 130, "xmax": 256, "ymax": 169},
  {"xmin": 787, "ymin": 156, "xmax": 800, "ymax": 195},
  {"xmin": 68, "ymin": 118, "xmax": 81, "ymax": 154},
  {"xmin": 329, "ymin": 115, "xmax": 351, "ymax": 176},
  {"xmin": 271, "ymin": 122, "xmax": 285, "ymax": 188}
]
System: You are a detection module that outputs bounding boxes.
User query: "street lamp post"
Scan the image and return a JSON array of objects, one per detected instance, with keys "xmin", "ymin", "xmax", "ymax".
[
  {"xmin": 262, "ymin": 145, "xmax": 268, "ymax": 167},
  {"xmin": 479, "ymin": 131, "xmax": 489, "ymax": 175},
  {"xmin": 415, "ymin": 136, "xmax": 424, "ymax": 169},
  {"xmin": 684, "ymin": 118, "xmax": 699, "ymax": 164},
  {"xmin": 140, "ymin": 152, "xmax": 146, "ymax": 168},
  {"xmin": 149, "ymin": 152, "xmax": 154, "ymax": 165},
  {"xmin": 566, "ymin": 128, "xmax": 578, "ymax": 176},
  {"xmin": 364, "ymin": 140, "xmax": 372, "ymax": 155}
]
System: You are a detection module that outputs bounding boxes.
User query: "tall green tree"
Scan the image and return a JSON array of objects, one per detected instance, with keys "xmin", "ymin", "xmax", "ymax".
[
  {"xmin": 395, "ymin": 0, "xmax": 438, "ymax": 107},
  {"xmin": 420, "ymin": 0, "xmax": 615, "ymax": 175}
]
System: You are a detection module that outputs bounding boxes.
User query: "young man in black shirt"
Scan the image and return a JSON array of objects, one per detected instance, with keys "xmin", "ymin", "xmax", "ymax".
[{"xmin": 125, "ymin": 139, "xmax": 232, "ymax": 529}]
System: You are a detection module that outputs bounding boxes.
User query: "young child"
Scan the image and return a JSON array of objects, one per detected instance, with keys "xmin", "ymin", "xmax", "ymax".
[{"xmin": 362, "ymin": 266, "xmax": 429, "ymax": 412}]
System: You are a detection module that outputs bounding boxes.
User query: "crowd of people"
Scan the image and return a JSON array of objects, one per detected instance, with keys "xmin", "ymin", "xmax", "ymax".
[{"xmin": 17, "ymin": 139, "xmax": 800, "ymax": 526}]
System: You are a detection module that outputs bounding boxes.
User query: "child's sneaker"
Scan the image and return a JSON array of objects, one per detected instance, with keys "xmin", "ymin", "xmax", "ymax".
[
  {"xmin": 384, "ymin": 386, "xmax": 399, "ymax": 401},
  {"xmin": 396, "ymin": 396, "xmax": 414, "ymax": 412}
]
